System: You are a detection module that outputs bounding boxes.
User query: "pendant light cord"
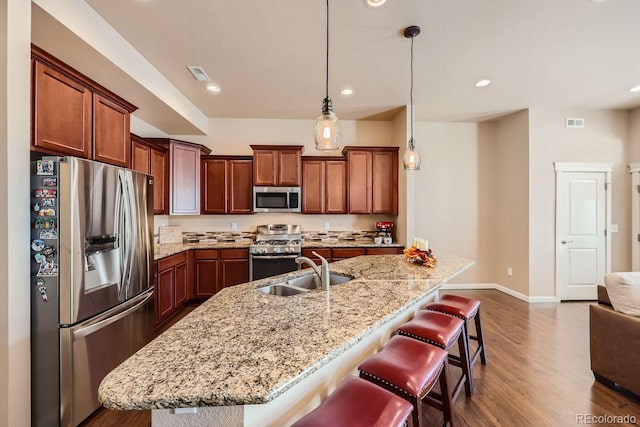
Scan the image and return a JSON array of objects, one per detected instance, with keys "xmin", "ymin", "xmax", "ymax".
[
  {"xmin": 325, "ymin": 0, "xmax": 330, "ymax": 99},
  {"xmin": 409, "ymin": 35, "xmax": 414, "ymax": 147}
]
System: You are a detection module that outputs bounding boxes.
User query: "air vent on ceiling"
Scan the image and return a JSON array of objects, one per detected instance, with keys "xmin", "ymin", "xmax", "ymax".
[
  {"xmin": 187, "ymin": 66, "xmax": 211, "ymax": 82},
  {"xmin": 566, "ymin": 118, "xmax": 585, "ymax": 128}
]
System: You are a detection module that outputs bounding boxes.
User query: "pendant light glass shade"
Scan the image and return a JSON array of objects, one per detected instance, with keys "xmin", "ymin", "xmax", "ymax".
[
  {"xmin": 315, "ymin": 97, "xmax": 341, "ymax": 150},
  {"xmin": 403, "ymin": 137, "xmax": 421, "ymax": 170},
  {"xmin": 402, "ymin": 25, "xmax": 421, "ymax": 171},
  {"xmin": 315, "ymin": 0, "xmax": 341, "ymax": 150}
]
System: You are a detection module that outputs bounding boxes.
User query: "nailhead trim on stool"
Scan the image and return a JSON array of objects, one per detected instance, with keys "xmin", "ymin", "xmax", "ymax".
[
  {"xmin": 291, "ymin": 376, "xmax": 414, "ymax": 427},
  {"xmin": 358, "ymin": 335, "xmax": 453, "ymax": 427},
  {"xmin": 425, "ymin": 294, "xmax": 487, "ymax": 369},
  {"xmin": 397, "ymin": 310, "xmax": 473, "ymax": 398}
]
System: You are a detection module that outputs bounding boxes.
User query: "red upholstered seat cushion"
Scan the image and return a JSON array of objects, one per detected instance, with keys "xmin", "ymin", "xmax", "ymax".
[
  {"xmin": 291, "ymin": 376, "xmax": 413, "ymax": 427},
  {"xmin": 398, "ymin": 310, "xmax": 464, "ymax": 349},
  {"xmin": 358, "ymin": 335, "xmax": 447, "ymax": 398},
  {"xmin": 426, "ymin": 294, "xmax": 481, "ymax": 319}
]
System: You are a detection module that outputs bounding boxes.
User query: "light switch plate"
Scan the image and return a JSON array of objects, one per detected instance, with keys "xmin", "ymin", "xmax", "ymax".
[
  {"xmin": 610, "ymin": 224, "xmax": 618, "ymax": 233},
  {"xmin": 231, "ymin": 222, "xmax": 238, "ymax": 231}
]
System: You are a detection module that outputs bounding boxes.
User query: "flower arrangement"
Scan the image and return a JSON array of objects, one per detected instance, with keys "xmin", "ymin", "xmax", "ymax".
[{"xmin": 403, "ymin": 246, "xmax": 438, "ymax": 268}]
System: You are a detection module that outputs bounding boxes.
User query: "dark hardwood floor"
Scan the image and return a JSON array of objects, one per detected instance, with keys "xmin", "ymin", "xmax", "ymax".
[{"xmin": 81, "ymin": 291, "xmax": 640, "ymax": 427}]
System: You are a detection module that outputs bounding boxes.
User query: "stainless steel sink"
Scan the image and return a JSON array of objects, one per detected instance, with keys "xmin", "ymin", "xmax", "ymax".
[{"xmin": 258, "ymin": 272, "xmax": 353, "ymax": 296}]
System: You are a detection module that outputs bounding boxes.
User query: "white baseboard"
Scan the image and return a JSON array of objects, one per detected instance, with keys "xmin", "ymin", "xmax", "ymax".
[{"xmin": 440, "ymin": 283, "xmax": 557, "ymax": 304}]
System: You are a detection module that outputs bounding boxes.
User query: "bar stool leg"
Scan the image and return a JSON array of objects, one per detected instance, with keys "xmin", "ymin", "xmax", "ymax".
[{"xmin": 474, "ymin": 309, "xmax": 487, "ymax": 365}]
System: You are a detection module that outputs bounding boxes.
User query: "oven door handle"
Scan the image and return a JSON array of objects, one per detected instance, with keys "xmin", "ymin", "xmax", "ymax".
[{"xmin": 251, "ymin": 254, "xmax": 300, "ymax": 260}]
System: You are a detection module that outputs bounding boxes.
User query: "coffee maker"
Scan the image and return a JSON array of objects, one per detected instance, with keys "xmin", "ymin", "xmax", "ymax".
[{"xmin": 375, "ymin": 221, "xmax": 394, "ymax": 244}]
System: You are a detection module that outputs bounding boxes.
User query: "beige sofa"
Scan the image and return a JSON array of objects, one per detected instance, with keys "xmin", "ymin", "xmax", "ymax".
[{"xmin": 589, "ymin": 285, "xmax": 640, "ymax": 397}]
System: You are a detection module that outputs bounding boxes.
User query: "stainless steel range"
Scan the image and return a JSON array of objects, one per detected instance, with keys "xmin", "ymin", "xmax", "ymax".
[{"xmin": 249, "ymin": 224, "xmax": 302, "ymax": 281}]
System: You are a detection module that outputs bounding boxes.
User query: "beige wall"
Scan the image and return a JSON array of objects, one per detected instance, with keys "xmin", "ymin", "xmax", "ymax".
[
  {"xmin": 392, "ymin": 107, "xmax": 410, "ymax": 246},
  {"xmin": 528, "ymin": 108, "xmax": 630, "ymax": 297},
  {"xmin": 630, "ymin": 107, "xmax": 640, "ymax": 162},
  {"xmin": 490, "ymin": 111, "xmax": 531, "ymax": 296},
  {"xmin": 412, "ymin": 122, "xmax": 482, "ymax": 283},
  {"xmin": 0, "ymin": 1, "xmax": 32, "ymax": 425}
]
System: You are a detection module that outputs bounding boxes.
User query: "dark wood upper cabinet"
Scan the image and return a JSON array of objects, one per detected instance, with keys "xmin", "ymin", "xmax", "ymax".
[
  {"xmin": 31, "ymin": 45, "xmax": 137, "ymax": 167},
  {"xmin": 301, "ymin": 156, "xmax": 346, "ymax": 214},
  {"xmin": 131, "ymin": 134, "xmax": 169, "ymax": 215},
  {"xmin": 343, "ymin": 146, "xmax": 399, "ymax": 215},
  {"xmin": 32, "ymin": 60, "xmax": 93, "ymax": 159},
  {"xmin": 93, "ymin": 94, "xmax": 130, "ymax": 167},
  {"xmin": 250, "ymin": 145, "xmax": 303, "ymax": 186},
  {"xmin": 302, "ymin": 159, "xmax": 325, "ymax": 214},
  {"xmin": 228, "ymin": 159, "xmax": 253, "ymax": 214},
  {"xmin": 201, "ymin": 156, "xmax": 253, "ymax": 215},
  {"xmin": 325, "ymin": 159, "xmax": 347, "ymax": 214}
]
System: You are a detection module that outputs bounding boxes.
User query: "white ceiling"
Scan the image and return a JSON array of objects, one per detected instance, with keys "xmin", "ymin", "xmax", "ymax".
[{"xmin": 32, "ymin": 0, "xmax": 640, "ymax": 134}]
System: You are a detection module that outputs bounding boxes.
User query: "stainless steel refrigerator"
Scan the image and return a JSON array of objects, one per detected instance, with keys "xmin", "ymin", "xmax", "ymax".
[{"xmin": 30, "ymin": 156, "xmax": 155, "ymax": 427}]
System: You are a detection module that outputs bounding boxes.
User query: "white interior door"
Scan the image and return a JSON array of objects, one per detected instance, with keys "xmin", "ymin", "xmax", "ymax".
[{"xmin": 555, "ymin": 169, "xmax": 609, "ymax": 301}]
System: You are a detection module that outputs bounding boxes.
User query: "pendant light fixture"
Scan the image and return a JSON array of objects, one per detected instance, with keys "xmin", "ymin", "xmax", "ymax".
[
  {"xmin": 402, "ymin": 25, "xmax": 421, "ymax": 170},
  {"xmin": 314, "ymin": 0, "xmax": 341, "ymax": 150}
]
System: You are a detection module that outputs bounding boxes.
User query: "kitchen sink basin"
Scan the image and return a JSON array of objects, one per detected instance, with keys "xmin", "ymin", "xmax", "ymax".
[{"xmin": 257, "ymin": 272, "xmax": 353, "ymax": 296}]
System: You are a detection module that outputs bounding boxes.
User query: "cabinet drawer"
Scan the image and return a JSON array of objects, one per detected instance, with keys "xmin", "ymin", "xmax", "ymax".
[
  {"xmin": 193, "ymin": 249, "xmax": 219, "ymax": 260},
  {"xmin": 366, "ymin": 247, "xmax": 404, "ymax": 255},
  {"xmin": 302, "ymin": 248, "xmax": 331, "ymax": 259},
  {"xmin": 331, "ymin": 248, "xmax": 366, "ymax": 258},
  {"xmin": 158, "ymin": 251, "xmax": 188, "ymax": 270},
  {"xmin": 220, "ymin": 248, "xmax": 249, "ymax": 259}
]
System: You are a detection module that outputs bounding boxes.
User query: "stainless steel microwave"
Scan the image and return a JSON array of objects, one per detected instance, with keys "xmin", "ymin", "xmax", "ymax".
[{"xmin": 253, "ymin": 186, "xmax": 301, "ymax": 213}]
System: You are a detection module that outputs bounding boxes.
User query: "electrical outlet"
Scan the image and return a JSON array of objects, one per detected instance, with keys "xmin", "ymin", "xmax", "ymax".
[
  {"xmin": 324, "ymin": 222, "xmax": 330, "ymax": 231},
  {"xmin": 231, "ymin": 222, "xmax": 238, "ymax": 231},
  {"xmin": 507, "ymin": 267, "xmax": 513, "ymax": 276}
]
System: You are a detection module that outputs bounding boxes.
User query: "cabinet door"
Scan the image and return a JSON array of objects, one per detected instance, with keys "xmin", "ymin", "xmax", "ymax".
[
  {"xmin": 170, "ymin": 143, "xmax": 201, "ymax": 214},
  {"xmin": 302, "ymin": 160, "xmax": 325, "ymax": 214},
  {"xmin": 32, "ymin": 61, "xmax": 92, "ymax": 158},
  {"xmin": 150, "ymin": 149, "xmax": 169, "ymax": 215},
  {"xmin": 156, "ymin": 268, "xmax": 175, "ymax": 324},
  {"xmin": 278, "ymin": 150, "xmax": 302, "ymax": 186},
  {"xmin": 325, "ymin": 160, "xmax": 347, "ymax": 214},
  {"xmin": 220, "ymin": 249, "xmax": 249, "ymax": 287},
  {"xmin": 174, "ymin": 261, "xmax": 189, "ymax": 309},
  {"xmin": 194, "ymin": 259, "xmax": 220, "ymax": 298},
  {"xmin": 347, "ymin": 151, "xmax": 372, "ymax": 214},
  {"xmin": 253, "ymin": 150, "xmax": 277, "ymax": 186},
  {"xmin": 371, "ymin": 151, "xmax": 398, "ymax": 214},
  {"xmin": 201, "ymin": 158, "xmax": 227, "ymax": 214},
  {"xmin": 93, "ymin": 94, "xmax": 131, "ymax": 168},
  {"xmin": 301, "ymin": 248, "xmax": 331, "ymax": 267},
  {"xmin": 132, "ymin": 140, "xmax": 151, "ymax": 174},
  {"xmin": 228, "ymin": 160, "xmax": 253, "ymax": 214}
]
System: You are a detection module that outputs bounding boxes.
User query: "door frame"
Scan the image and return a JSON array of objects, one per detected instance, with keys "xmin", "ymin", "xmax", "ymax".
[
  {"xmin": 629, "ymin": 162, "xmax": 640, "ymax": 270},
  {"xmin": 554, "ymin": 162, "xmax": 613, "ymax": 301}
]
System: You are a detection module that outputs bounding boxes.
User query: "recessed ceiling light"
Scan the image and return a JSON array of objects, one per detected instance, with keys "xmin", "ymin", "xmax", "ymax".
[
  {"xmin": 630, "ymin": 85, "xmax": 640, "ymax": 93},
  {"xmin": 340, "ymin": 88, "xmax": 353, "ymax": 95},
  {"xmin": 474, "ymin": 79, "xmax": 491, "ymax": 87},
  {"xmin": 206, "ymin": 83, "xmax": 221, "ymax": 92},
  {"xmin": 364, "ymin": 0, "xmax": 386, "ymax": 8}
]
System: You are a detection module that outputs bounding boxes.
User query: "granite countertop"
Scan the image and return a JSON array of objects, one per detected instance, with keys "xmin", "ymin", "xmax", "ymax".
[
  {"xmin": 99, "ymin": 254, "xmax": 474, "ymax": 410},
  {"xmin": 154, "ymin": 240, "xmax": 404, "ymax": 260}
]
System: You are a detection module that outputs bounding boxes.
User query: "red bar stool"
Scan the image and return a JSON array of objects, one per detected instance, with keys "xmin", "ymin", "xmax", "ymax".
[
  {"xmin": 358, "ymin": 335, "xmax": 453, "ymax": 427},
  {"xmin": 397, "ymin": 310, "xmax": 473, "ymax": 398},
  {"xmin": 291, "ymin": 376, "xmax": 414, "ymax": 427},
  {"xmin": 425, "ymin": 294, "xmax": 487, "ymax": 370}
]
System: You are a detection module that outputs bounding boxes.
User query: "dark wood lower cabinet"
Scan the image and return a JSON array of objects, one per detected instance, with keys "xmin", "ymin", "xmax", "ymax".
[
  {"xmin": 302, "ymin": 246, "xmax": 404, "ymax": 265},
  {"xmin": 192, "ymin": 248, "xmax": 249, "ymax": 300},
  {"xmin": 155, "ymin": 251, "xmax": 189, "ymax": 326}
]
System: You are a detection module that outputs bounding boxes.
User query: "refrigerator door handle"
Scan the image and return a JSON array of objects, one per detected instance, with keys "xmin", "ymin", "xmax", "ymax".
[
  {"xmin": 122, "ymin": 172, "xmax": 137, "ymax": 299},
  {"xmin": 115, "ymin": 172, "xmax": 127, "ymax": 300},
  {"xmin": 71, "ymin": 290, "xmax": 154, "ymax": 340}
]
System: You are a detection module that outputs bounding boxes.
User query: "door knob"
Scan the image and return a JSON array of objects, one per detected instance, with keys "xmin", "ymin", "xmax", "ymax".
[{"xmin": 561, "ymin": 240, "xmax": 574, "ymax": 244}]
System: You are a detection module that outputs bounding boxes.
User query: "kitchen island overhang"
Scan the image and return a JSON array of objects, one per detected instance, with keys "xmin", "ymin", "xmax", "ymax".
[{"xmin": 99, "ymin": 254, "xmax": 475, "ymax": 426}]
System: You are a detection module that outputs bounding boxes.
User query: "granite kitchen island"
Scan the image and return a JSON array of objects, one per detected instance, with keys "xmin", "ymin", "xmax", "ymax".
[{"xmin": 99, "ymin": 254, "xmax": 474, "ymax": 426}]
